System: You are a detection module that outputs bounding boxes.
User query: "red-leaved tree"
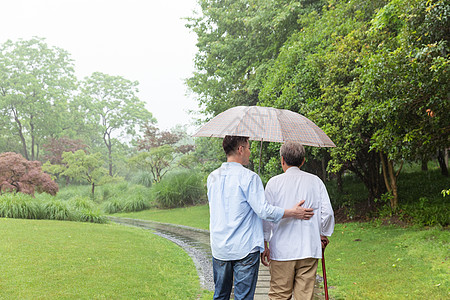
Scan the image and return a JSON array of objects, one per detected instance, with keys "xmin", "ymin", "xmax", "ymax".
[{"xmin": 0, "ymin": 152, "xmax": 58, "ymax": 196}]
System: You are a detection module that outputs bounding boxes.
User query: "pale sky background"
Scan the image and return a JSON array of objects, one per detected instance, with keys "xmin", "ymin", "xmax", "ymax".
[{"xmin": 1, "ymin": 0, "xmax": 201, "ymax": 132}]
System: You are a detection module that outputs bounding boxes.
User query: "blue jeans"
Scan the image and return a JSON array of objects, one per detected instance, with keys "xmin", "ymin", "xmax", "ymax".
[{"xmin": 212, "ymin": 251, "xmax": 260, "ymax": 300}]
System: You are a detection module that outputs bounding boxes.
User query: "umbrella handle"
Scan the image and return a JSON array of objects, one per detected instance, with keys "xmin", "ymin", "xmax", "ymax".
[{"xmin": 322, "ymin": 247, "xmax": 329, "ymax": 300}]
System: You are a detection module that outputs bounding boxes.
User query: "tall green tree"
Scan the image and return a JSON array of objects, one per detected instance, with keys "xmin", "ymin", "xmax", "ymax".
[
  {"xmin": 361, "ymin": 0, "xmax": 450, "ymax": 208},
  {"xmin": 260, "ymin": 0, "xmax": 388, "ymax": 202},
  {"xmin": 79, "ymin": 72, "xmax": 155, "ymax": 176},
  {"xmin": 0, "ymin": 37, "xmax": 76, "ymax": 160},
  {"xmin": 186, "ymin": 0, "xmax": 324, "ymax": 116}
]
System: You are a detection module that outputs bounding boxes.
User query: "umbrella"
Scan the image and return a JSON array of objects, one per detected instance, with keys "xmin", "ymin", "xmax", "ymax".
[{"xmin": 193, "ymin": 106, "xmax": 335, "ymax": 147}]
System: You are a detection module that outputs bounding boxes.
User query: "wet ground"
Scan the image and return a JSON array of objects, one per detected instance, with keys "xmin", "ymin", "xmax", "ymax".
[{"xmin": 109, "ymin": 217, "xmax": 326, "ymax": 299}]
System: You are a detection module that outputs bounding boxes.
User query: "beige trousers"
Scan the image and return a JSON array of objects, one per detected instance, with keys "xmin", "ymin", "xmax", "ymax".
[{"xmin": 268, "ymin": 258, "xmax": 318, "ymax": 300}]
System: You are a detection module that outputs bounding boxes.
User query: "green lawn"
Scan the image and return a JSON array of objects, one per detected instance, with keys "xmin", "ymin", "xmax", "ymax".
[
  {"xmin": 0, "ymin": 218, "xmax": 210, "ymax": 299},
  {"xmin": 115, "ymin": 204, "xmax": 210, "ymax": 230},
  {"xmin": 116, "ymin": 206, "xmax": 449, "ymax": 299},
  {"xmin": 323, "ymin": 223, "xmax": 449, "ymax": 299}
]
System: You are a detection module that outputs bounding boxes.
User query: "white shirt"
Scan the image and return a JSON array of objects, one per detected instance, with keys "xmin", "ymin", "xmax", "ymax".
[
  {"xmin": 207, "ymin": 162, "xmax": 284, "ymax": 260},
  {"xmin": 263, "ymin": 167, "xmax": 334, "ymax": 260}
]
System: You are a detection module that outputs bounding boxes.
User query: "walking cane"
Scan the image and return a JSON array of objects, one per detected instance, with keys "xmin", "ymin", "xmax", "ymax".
[{"xmin": 322, "ymin": 247, "xmax": 329, "ymax": 300}]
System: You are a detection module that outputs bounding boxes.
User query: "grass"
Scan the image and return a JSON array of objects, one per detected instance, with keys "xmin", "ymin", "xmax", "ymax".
[
  {"xmin": 117, "ymin": 205, "xmax": 449, "ymax": 299},
  {"xmin": 0, "ymin": 218, "xmax": 209, "ymax": 299},
  {"xmin": 321, "ymin": 223, "xmax": 449, "ymax": 299},
  {"xmin": 115, "ymin": 204, "xmax": 210, "ymax": 230}
]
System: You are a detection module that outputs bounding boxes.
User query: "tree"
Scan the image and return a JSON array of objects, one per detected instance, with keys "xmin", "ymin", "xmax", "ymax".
[
  {"xmin": 41, "ymin": 137, "xmax": 88, "ymax": 184},
  {"xmin": 260, "ymin": 0, "xmax": 388, "ymax": 203},
  {"xmin": 129, "ymin": 146, "xmax": 175, "ymax": 183},
  {"xmin": 131, "ymin": 125, "xmax": 194, "ymax": 182},
  {"xmin": 361, "ymin": 0, "xmax": 450, "ymax": 208},
  {"xmin": 60, "ymin": 150, "xmax": 111, "ymax": 197},
  {"xmin": 79, "ymin": 72, "xmax": 155, "ymax": 176},
  {"xmin": 42, "ymin": 137, "xmax": 87, "ymax": 165},
  {"xmin": 0, "ymin": 152, "xmax": 58, "ymax": 196},
  {"xmin": 186, "ymin": 0, "xmax": 324, "ymax": 116},
  {"xmin": 0, "ymin": 37, "xmax": 76, "ymax": 160}
]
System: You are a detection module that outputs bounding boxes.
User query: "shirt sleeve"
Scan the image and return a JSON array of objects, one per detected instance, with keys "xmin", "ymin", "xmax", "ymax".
[
  {"xmin": 320, "ymin": 181, "xmax": 335, "ymax": 236},
  {"xmin": 246, "ymin": 174, "xmax": 284, "ymax": 223},
  {"xmin": 263, "ymin": 180, "xmax": 275, "ymax": 241}
]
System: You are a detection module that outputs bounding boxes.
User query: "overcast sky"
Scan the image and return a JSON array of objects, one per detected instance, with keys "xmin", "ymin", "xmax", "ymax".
[{"xmin": 1, "ymin": 0, "xmax": 200, "ymax": 132}]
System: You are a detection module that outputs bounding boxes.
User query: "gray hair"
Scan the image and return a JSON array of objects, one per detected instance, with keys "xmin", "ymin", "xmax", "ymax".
[{"xmin": 280, "ymin": 141, "xmax": 305, "ymax": 167}]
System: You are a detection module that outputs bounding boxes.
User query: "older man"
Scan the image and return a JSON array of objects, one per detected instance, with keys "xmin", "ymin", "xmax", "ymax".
[
  {"xmin": 261, "ymin": 141, "xmax": 335, "ymax": 300},
  {"xmin": 207, "ymin": 136, "xmax": 314, "ymax": 300}
]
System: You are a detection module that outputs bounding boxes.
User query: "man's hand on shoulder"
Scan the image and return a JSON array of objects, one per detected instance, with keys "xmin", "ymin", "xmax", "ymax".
[{"xmin": 283, "ymin": 200, "xmax": 314, "ymax": 220}]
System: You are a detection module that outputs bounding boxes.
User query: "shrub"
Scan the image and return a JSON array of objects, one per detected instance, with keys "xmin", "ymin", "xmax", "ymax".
[
  {"xmin": 400, "ymin": 197, "xmax": 449, "ymax": 227},
  {"xmin": 0, "ymin": 193, "xmax": 43, "ymax": 219},
  {"xmin": 131, "ymin": 171, "xmax": 153, "ymax": 187},
  {"xmin": 0, "ymin": 152, "xmax": 58, "ymax": 196},
  {"xmin": 122, "ymin": 197, "xmax": 151, "ymax": 212},
  {"xmin": 76, "ymin": 209, "xmax": 108, "ymax": 223},
  {"xmin": 102, "ymin": 198, "xmax": 124, "ymax": 214},
  {"xmin": 43, "ymin": 199, "xmax": 74, "ymax": 221},
  {"xmin": 68, "ymin": 196, "xmax": 96, "ymax": 210},
  {"xmin": 152, "ymin": 170, "xmax": 206, "ymax": 208}
]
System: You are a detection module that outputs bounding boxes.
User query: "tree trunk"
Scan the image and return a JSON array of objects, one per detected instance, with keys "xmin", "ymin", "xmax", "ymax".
[
  {"xmin": 437, "ymin": 149, "xmax": 449, "ymax": 177},
  {"xmin": 421, "ymin": 159, "xmax": 428, "ymax": 171},
  {"xmin": 30, "ymin": 115, "xmax": 35, "ymax": 161},
  {"xmin": 321, "ymin": 156, "xmax": 326, "ymax": 182},
  {"xmin": 348, "ymin": 149, "xmax": 385, "ymax": 207},
  {"xmin": 337, "ymin": 170, "xmax": 343, "ymax": 194},
  {"xmin": 103, "ymin": 131, "xmax": 113, "ymax": 176},
  {"xmin": 380, "ymin": 152, "xmax": 403, "ymax": 210},
  {"xmin": 91, "ymin": 182, "xmax": 95, "ymax": 197},
  {"xmin": 13, "ymin": 110, "xmax": 29, "ymax": 160}
]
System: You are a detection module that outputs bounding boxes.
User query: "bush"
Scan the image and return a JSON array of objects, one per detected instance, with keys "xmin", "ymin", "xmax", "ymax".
[
  {"xmin": 76, "ymin": 209, "xmax": 108, "ymax": 223},
  {"xmin": 152, "ymin": 170, "xmax": 206, "ymax": 208},
  {"xmin": 43, "ymin": 199, "xmax": 74, "ymax": 221},
  {"xmin": 130, "ymin": 171, "xmax": 153, "ymax": 187},
  {"xmin": 400, "ymin": 197, "xmax": 449, "ymax": 227},
  {"xmin": 0, "ymin": 193, "xmax": 43, "ymax": 219},
  {"xmin": 122, "ymin": 185, "xmax": 153, "ymax": 212},
  {"xmin": 102, "ymin": 198, "xmax": 124, "ymax": 214},
  {"xmin": 68, "ymin": 196, "xmax": 96, "ymax": 210}
]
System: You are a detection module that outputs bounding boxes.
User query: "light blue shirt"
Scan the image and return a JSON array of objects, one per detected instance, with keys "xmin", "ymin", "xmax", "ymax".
[{"xmin": 207, "ymin": 162, "xmax": 284, "ymax": 260}]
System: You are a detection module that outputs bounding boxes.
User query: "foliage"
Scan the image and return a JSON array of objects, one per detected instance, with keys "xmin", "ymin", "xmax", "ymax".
[
  {"xmin": 0, "ymin": 152, "xmax": 58, "ymax": 196},
  {"xmin": 42, "ymin": 199, "xmax": 74, "ymax": 221},
  {"xmin": 442, "ymin": 189, "xmax": 450, "ymax": 197},
  {"xmin": 191, "ymin": 137, "xmax": 226, "ymax": 174},
  {"xmin": 399, "ymin": 197, "xmax": 449, "ymax": 226},
  {"xmin": 131, "ymin": 124, "xmax": 195, "ymax": 183},
  {"xmin": 101, "ymin": 198, "xmax": 124, "ymax": 214},
  {"xmin": 96, "ymin": 182, "xmax": 153, "ymax": 213},
  {"xmin": 130, "ymin": 170, "xmax": 154, "ymax": 187},
  {"xmin": 0, "ymin": 193, "xmax": 43, "ymax": 219},
  {"xmin": 42, "ymin": 137, "xmax": 87, "ymax": 165},
  {"xmin": 186, "ymin": 0, "xmax": 325, "ymax": 116},
  {"xmin": 0, "ymin": 37, "xmax": 76, "ymax": 161},
  {"xmin": 189, "ymin": 0, "xmax": 449, "ymax": 211},
  {"xmin": 152, "ymin": 170, "xmax": 207, "ymax": 208},
  {"xmin": 129, "ymin": 145, "xmax": 176, "ymax": 183},
  {"xmin": 59, "ymin": 150, "xmax": 112, "ymax": 197},
  {"xmin": 78, "ymin": 72, "xmax": 155, "ymax": 176}
]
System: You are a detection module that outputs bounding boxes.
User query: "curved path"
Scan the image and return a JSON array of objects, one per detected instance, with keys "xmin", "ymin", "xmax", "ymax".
[{"xmin": 109, "ymin": 216, "xmax": 325, "ymax": 299}]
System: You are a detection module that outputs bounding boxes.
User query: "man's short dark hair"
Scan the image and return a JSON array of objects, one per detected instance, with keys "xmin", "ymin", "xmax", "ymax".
[
  {"xmin": 223, "ymin": 135, "xmax": 249, "ymax": 156},
  {"xmin": 280, "ymin": 141, "xmax": 305, "ymax": 167}
]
